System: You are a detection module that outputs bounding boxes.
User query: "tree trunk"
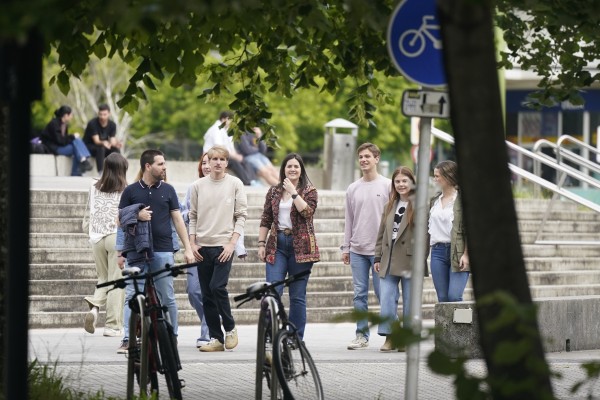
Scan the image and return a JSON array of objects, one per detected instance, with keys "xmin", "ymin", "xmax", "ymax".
[
  {"xmin": 0, "ymin": 30, "xmax": 43, "ymax": 399},
  {"xmin": 0, "ymin": 101, "xmax": 7, "ymax": 394},
  {"xmin": 437, "ymin": 1, "xmax": 554, "ymax": 398}
]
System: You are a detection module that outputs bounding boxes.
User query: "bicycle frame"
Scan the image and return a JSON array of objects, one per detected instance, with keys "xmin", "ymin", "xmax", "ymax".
[
  {"xmin": 98, "ymin": 262, "xmax": 199, "ymax": 400},
  {"xmin": 235, "ymin": 270, "xmax": 312, "ymax": 400},
  {"xmin": 126, "ymin": 286, "xmax": 147, "ymax": 399},
  {"xmin": 257, "ymin": 295, "xmax": 281, "ymax": 400}
]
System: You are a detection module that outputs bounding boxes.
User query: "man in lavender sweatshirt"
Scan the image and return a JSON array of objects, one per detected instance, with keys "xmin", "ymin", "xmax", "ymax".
[{"xmin": 342, "ymin": 143, "xmax": 391, "ymax": 349}]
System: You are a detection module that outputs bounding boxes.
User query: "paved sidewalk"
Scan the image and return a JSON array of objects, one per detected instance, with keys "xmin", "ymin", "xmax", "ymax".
[{"xmin": 29, "ymin": 323, "xmax": 600, "ymax": 399}]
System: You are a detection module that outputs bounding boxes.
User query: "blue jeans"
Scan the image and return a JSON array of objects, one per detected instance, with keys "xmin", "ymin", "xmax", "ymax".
[
  {"xmin": 350, "ymin": 252, "xmax": 380, "ymax": 339},
  {"xmin": 430, "ymin": 243, "xmax": 470, "ymax": 302},
  {"xmin": 378, "ymin": 274, "xmax": 410, "ymax": 336},
  {"xmin": 123, "ymin": 252, "xmax": 177, "ymax": 339},
  {"xmin": 197, "ymin": 246, "xmax": 235, "ymax": 344},
  {"xmin": 266, "ymin": 232, "xmax": 313, "ymax": 340},
  {"xmin": 55, "ymin": 138, "xmax": 91, "ymax": 176},
  {"xmin": 186, "ymin": 265, "xmax": 210, "ymax": 341}
]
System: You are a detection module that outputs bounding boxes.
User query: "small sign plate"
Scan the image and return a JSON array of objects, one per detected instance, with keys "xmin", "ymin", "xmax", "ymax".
[
  {"xmin": 453, "ymin": 308, "xmax": 473, "ymax": 324},
  {"xmin": 402, "ymin": 89, "xmax": 450, "ymax": 118}
]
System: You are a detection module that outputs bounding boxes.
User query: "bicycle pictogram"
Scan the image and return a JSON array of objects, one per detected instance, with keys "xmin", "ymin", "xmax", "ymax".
[{"xmin": 398, "ymin": 15, "xmax": 442, "ymax": 58}]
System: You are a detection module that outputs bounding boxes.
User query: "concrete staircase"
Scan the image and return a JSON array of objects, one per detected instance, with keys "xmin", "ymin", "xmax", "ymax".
[{"xmin": 29, "ymin": 189, "xmax": 600, "ymax": 329}]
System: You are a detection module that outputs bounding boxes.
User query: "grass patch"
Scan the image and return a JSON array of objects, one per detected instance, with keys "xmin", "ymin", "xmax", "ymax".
[{"xmin": 25, "ymin": 359, "xmax": 123, "ymax": 400}]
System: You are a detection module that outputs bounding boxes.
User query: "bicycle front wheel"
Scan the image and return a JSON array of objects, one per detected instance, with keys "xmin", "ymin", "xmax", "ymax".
[
  {"xmin": 156, "ymin": 320, "xmax": 183, "ymax": 400},
  {"xmin": 256, "ymin": 297, "xmax": 282, "ymax": 400},
  {"xmin": 273, "ymin": 330, "xmax": 324, "ymax": 400},
  {"xmin": 126, "ymin": 312, "xmax": 139, "ymax": 400}
]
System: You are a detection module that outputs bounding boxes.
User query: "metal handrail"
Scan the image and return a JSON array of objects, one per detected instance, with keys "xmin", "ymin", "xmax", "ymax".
[
  {"xmin": 533, "ymin": 138, "xmax": 600, "ymax": 177},
  {"xmin": 431, "ymin": 127, "xmax": 600, "ymax": 245},
  {"xmin": 530, "ymin": 141, "xmax": 600, "ymax": 190},
  {"xmin": 556, "ymin": 134, "xmax": 600, "ymax": 160},
  {"xmin": 511, "ymin": 142, "xmax": 600, "ymax": 190}
]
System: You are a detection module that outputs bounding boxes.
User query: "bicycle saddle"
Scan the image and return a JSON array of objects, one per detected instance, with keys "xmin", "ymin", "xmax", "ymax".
[
  {"xmin": 122, "ymin": 266, "xmax": 142, "ymax": 276},
  {"xmin": 246, "ymin": 282, "xmax": 269, "ymax": 295}
]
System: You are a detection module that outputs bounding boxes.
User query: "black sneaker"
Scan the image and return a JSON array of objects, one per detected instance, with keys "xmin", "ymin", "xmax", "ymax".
[{"xmin": 81, "ymin": 158, "xmax": 94, "ymax": 172}]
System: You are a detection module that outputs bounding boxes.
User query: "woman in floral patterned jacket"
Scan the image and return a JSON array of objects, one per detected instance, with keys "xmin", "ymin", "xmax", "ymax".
[{"xmin": 257, "ymin": 153, "xmax": 320, "ymax": 339}]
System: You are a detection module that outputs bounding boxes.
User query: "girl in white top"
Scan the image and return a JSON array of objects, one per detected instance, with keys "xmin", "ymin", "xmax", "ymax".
[
  {"xmin": 428, "ymin": 160, "xmax": 470, "ymax": 302},
  {"xmin": 83, "ymin": 153, "xmax": 128, "ymax": 336}
]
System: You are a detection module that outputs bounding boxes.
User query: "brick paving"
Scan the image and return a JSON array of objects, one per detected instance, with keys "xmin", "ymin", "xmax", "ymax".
[{"xmin": 29, "ymin": 323, "xmax": 600, "ymax": 399}]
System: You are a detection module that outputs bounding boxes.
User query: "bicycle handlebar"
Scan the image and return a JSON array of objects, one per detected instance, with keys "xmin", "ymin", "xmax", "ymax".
[
  {"xmin": 96, "ymin": 261, "xmax": 200, "ymax": 289},
  {"xmin": 234, "ymin": 269, "xmax": 312, "ymax": 305}
]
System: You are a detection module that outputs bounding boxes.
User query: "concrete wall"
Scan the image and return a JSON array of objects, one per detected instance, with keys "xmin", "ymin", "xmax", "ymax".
[
  {"xmin": 31, "ymin": 154, "xmax": 325, "ymax": 188},
  {"xmin": 435, "ymin": 296, "xmax": 600, "ymax": 358}
]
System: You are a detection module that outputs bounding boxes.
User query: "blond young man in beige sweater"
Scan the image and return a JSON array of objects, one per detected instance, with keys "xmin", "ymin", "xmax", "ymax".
[{"xmin": 188, "ymin": 145, "xmax": 248, "ymax": 351}]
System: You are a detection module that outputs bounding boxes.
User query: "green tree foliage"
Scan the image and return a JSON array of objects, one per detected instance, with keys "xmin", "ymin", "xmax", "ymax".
[
  {"xmin": 130, "ymin": 68, "xmax": 414, "ymax": 162},
  {"xmin": 32, "ymin": 52, "xmax": 134, "ymax": 152},
  {"xmin": 2, "ymin": 1, "xmax": 599, "ymax": 135},
  {"xmin": 495, "ymin": 0, "xmax": 600, "ymax": 107},
  {"xmin": 0, "ymin": 0, "xmax": 402, "ymax": 143}
]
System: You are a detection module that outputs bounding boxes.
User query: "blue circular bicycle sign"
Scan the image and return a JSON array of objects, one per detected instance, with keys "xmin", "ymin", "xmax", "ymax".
[{"xmin": 387, "ymin": 0, "xmax": 447, "ymax": 87}]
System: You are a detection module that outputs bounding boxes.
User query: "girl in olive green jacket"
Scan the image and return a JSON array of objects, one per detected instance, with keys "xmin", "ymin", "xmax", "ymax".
[{"xmin": 428, "ymin": 160, "xmax": 469, "ymax": 302}]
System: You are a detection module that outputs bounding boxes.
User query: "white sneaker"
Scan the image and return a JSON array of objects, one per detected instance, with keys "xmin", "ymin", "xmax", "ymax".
[
  {"xmin": 84, "ymin": 307, "xmax": 98, "ymax": 334},
  {"xmin": 199, "ymin": 338, "xmax": 224, "ymax": 352},
  {"xmin": 225, "ymin": 327, "xmax": 238, "ymax": 350},
  {"xmin": 347, "ymin": 333, "xmax": 369, "ymax": 350},
  {"xmin": 103, "ymin": 328, "xmax": 122, "ymax": 337},
  {"xmin": 196, "ymin": 338, "xmax": 210, "ymax": 348}
]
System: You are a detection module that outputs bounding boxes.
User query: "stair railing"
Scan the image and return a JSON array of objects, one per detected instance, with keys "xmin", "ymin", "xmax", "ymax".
[{"xmin": 431, "ymin": 127, "xmax": 600, "ymax": 246}]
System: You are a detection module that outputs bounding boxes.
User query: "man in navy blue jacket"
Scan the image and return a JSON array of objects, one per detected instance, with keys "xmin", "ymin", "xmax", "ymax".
[{"xmin": 116, "ymin": 149, "xmax": 194, "ymax": 353}]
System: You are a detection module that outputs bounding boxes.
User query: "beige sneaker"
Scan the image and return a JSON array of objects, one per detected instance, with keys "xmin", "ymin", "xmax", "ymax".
[
  {"xmin": 380, "ymin": 336, "xmax": 395, "ymax": 352},
  {"xmin": 225, "ymin": 327, "xmax": 239, "ymax": 350},
  {"xmin": 199, "ymin": 338, "xmax": 224, "ymax": 352},
  {"xmin": 84, "ymin": 307, "xmax": 98, "ymax": 334},
  {"xmin": 103, "ymin": 328, "xmax": 122, "ymax": 337},
  {"xmin": 347, "ymin": 333, "xmax": 368, "ymax": 350}
]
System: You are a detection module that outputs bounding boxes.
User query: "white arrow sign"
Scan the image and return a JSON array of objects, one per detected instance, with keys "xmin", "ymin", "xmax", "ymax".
[{"xmin": 401, "ymin": 89, "xmax": 450, "ymax": 118}]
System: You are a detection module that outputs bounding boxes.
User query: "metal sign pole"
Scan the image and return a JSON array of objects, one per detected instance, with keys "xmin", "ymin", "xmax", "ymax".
[{"xmin": 405, "ymin": 116, "xmax": 432, "ymax": 400}]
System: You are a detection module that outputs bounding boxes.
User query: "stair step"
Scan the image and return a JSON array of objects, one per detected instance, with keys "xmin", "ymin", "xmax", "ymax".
[
  {"xmin": 29, "ymin": 232, "xmax": 347, "ymax": 249},
  {"xmin": 518, "ymin": 220, "xmax": 600, "ymax": 234},
  {"xmin": 27, "ymin": 188, "xmax": 600, "ymax": 329}
]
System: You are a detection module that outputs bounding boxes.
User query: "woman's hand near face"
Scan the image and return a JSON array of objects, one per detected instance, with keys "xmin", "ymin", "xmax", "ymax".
[{"xmin": 283, "ymin": 178, "xmax": 296, "ymax": 195}]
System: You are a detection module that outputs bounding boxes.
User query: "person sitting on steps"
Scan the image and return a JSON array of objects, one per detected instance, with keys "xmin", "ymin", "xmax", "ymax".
[{"xmin": 41, "ymin": 105, "xmax": 94, "ymax": 176}]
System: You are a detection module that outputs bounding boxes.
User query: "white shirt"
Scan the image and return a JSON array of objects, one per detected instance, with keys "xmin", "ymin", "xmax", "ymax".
[
  {"xmin": 428, "ymin": 191, "xmax": 457, "ymax": 245},
  {"xmin": 203, "ymin": 120, "xmax": 236, "ymax": 153},
  {"xmin": 392, "ymin": 200, "xmax": 408, "ymax": 241},
  {"xmin": 278, "ymin": 198, "xmax": 293, "ymax": 229}
]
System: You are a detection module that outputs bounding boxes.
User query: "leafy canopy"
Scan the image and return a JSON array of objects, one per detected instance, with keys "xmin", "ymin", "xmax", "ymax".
[
  {"xmin": 3, "ymin": 0, "xmax": 600, "ymax": 135},
  {"xmin": 495, "ymin": 0, "xmax": 600, "ymax": 107},
  {"xmin": 1, "ymin": 0, "xmax": 397, "ymax": 140}
]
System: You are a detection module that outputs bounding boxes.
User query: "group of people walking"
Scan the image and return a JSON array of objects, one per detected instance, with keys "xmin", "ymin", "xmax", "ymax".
[
  {"xmin": 79, "ymin": 108, "xmax": 320, "ymax": 353},
  {"xmin": 343, "ymin": 144, "xmax": 469, "ymax": 352},
  {"xmin": 76, "ymin": 108, "xmax": 468, "ymax": 355}
]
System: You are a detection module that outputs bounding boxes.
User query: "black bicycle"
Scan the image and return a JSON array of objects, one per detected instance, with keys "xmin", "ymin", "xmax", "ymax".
[
  {"xmin": 98, "ymin": 261, "xmax": 200, "ymax": 400},
  {"xmin": 234, "ymin": 270, "xmax": 324, "ymax": 400}
]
